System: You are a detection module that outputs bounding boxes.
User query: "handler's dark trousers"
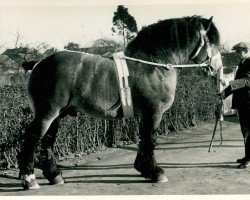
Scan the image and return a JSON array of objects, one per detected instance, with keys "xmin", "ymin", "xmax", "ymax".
[{"xmin": 238, "ymin": 107, "xmax": 250, "ymax": 160}]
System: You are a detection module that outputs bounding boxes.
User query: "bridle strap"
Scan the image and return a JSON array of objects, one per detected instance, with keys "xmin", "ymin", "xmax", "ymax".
[
  {"xmin": 190, "ymin": 29, "xmax": 212, "ymax": 60},
  {"xmin": 190, "ymin": 30, "xmax": 206, "ymax": 60}
]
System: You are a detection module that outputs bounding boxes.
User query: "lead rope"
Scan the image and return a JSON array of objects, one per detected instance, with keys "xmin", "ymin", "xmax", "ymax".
[{"xmin": 208, "ymin": 94, "xmax": 224, "ymax": 152}]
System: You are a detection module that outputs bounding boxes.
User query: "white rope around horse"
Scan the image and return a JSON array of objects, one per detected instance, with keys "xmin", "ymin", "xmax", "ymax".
[{"xmin": 120, "ymin": 55, "xmax": 209, "ymax": 70}]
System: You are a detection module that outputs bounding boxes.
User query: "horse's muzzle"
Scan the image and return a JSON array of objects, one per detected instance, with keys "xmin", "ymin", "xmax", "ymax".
[{"xmin": 209, "ymin": 52, "xmax": 223, "ymax": 72}]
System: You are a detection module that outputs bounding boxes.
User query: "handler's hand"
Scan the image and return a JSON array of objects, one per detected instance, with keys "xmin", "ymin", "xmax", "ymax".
[
  {"xmin": 219, "ymin": 79, "xmax": 227, "ymax": 87},
  {"xmin": 217, "ymin": 86, "xmax": 232, "ymax": 100},
  {"xmin": 217, "ymin": 90, "xmax": 225, "ymax": 99}
]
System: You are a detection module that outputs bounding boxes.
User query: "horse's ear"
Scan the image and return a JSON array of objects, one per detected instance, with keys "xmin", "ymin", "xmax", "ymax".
[{"xmin": 205, "ymin": 16, "xmax": 213, "ymax": 32}]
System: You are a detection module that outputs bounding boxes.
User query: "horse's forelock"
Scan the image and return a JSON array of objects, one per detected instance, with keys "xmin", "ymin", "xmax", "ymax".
[{"xmin": 201, "ymin": 18, "xmax": 220, "ymax": 45}]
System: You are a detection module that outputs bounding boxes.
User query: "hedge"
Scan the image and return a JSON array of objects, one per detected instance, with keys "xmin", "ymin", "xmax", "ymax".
[{"xmin": 0, "ymin": 70, "xmax": 217, "ymax": 168}]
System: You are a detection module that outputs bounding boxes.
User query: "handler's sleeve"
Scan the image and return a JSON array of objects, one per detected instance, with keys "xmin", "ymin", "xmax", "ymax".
[
  {"xmin": 224, "ymin": 86, "xmax": 232, "ymax": 99},
  {"xmin": 229, "ymin": 60, "xmax": 250, "ymax": 91}
]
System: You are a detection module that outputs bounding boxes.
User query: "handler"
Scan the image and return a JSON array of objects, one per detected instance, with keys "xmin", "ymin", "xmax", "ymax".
[{"xmin": 220, "ymin": 42, "xmax": 250, "ymax": 169}]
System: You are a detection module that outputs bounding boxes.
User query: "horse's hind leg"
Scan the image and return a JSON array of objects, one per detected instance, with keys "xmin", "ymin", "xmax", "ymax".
[
  {"xmin": 134, "ymin": 113, "xmax": 168, "ymax": 183},
  {"xmin": 40, "ymin": 118, "xmax": 64, "ymax": 185},
  {"xmin": 18, "ymin": 109, "xmax": 60, "ymax": 190}
]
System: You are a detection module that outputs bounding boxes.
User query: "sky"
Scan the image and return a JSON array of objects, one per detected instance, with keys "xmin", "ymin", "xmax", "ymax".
[{"xmin": 1, "ymin": 0, "xmax": 250, "ymax": 52}]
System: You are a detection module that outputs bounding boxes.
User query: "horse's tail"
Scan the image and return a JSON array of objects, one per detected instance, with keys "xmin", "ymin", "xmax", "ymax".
[{"xmin": 22, "ymin": 60, "xmax": 39, "ymax": 71}]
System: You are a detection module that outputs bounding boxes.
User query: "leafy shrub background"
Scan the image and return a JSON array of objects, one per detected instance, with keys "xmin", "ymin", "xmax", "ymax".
[{"xmin": 0, "ymin": 69, "xmax": 217, "ymax": 168}]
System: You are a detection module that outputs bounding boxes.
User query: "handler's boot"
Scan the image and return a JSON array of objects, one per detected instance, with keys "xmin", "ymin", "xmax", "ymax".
[
  {"xmin": 237, "ymin": 157, "xmax": 247, "ymax": 163},
  {"xmin": 237, "ymin": 160, "xmax": 250, "ymax": 169}
]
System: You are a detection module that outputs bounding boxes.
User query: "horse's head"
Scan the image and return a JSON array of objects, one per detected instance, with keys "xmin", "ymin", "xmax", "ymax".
[{"xmin": 189, "ymin": 17, "xmax": 223, "ymax": 76}]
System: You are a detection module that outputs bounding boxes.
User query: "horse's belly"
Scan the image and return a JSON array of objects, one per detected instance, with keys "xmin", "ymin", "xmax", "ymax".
[
  {"xmin": 71, "ymin": 96, "xmax": 122, "ymax": 119},
  {"xmin": 69, "ymin": 55, "xmax": 122, "ymax": 118}
]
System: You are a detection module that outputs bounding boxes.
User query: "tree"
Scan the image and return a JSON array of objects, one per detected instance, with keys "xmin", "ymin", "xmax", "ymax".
[
  {"xmin": 112, "ymin": 5, "xmax": 138, "ymax": 46},
  {"xmin": 64, "ymin": 42, "xmax": 81, "ymax": 51},
  {"xmin": 88, "ymin": 38, "xmax": 123, "ymax": 56},
  {"xmin": 219, "ymin": 43, "xmax": 231, "ymax": 53},
  {"xmin": 12, "ymin": 30, "xmax": 23, "ymax": 49},
  {"xmin": 3, "ymin": 46, "xmax": 43, "ymax": 67},
  {"xmin": 43, "ymin": 47, "xmax": 58, "ymax": 58}
]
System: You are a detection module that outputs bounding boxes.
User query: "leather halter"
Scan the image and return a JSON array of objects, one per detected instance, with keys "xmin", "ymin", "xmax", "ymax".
[{"xmin": 190, "ymin": 29, "xmax": 212, "ymax": 63}]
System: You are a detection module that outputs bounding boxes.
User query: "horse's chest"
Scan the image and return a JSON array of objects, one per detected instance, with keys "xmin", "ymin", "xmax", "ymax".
[
  {"xmin": 154, "ymin": 69, "xmax": 177, "ymax": 100},
  {"xmin": 160, "ymin": 77, "xmax": 177, "ymax": 102},
  {"xmin": 133, "ymin": 69, "xmax": 177, "ymax": 109}
]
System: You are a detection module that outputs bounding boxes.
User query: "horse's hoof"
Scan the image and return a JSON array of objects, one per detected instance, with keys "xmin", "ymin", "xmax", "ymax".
[
  {"xmin": 21, "ymin": 174, "xmax": 40, "ymax": 190},
  {"xmin": 148, "ymin": 173, "xmax": 168, "ymax": 183},
  {"xmin": 50, "ymin": 174, "xmax": 65, "ymax": 185},
  {"xmin": 156, "ymin": 174, "xmax": 168, "ymax": 183},
  {"xmin": 147, "ymin": 168, "xmax": 168, "ymax": 183}
]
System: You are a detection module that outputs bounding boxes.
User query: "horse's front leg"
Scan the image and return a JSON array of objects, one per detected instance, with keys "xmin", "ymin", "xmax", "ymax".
[{"xmin": 134, "ymin": 112, "xmax": 168, "ymax": 182}]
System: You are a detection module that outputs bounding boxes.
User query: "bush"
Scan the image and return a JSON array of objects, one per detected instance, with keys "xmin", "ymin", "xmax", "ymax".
[
  {"xmin": 0, "ymin": 70, "xmax": 217, "ymax": 169},
  {"xmin": 0, "ymin": 85, "xmax": 32, "ymax": 168}
]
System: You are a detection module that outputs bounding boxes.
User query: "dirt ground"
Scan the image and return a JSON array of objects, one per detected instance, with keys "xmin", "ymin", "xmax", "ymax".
[{"xmin": 1, "ymin": 115, "xmax": 250, "ymax": 196}]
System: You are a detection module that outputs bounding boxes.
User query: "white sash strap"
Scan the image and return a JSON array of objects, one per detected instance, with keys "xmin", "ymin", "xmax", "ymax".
[{"xmin": 113, "ymin": 52, "xmax": 134, "ymax": 117}]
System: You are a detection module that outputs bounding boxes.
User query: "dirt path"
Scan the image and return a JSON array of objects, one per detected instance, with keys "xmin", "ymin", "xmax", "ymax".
[{"xmin": 1, "ymin": 116, "xmax": 250, "ymax": 195}]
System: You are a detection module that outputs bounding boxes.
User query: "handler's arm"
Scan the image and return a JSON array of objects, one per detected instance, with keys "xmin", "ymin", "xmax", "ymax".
[
  {"xmin": 229, "ymin": 59, "xmax": 250, "ymax": 90},
  {"xmin": 220, "ymin": 60, "xmax": 250, "ymax": 99}
]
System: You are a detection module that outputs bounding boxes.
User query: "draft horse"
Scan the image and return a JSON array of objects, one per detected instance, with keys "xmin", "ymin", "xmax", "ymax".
[{"xmin": 18, "ymin": 16, "xmax": 222, "ymax": 189}]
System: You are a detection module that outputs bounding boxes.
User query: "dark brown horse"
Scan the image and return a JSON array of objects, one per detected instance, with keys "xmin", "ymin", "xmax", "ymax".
[{"xmin": 18, "ymin": 16, "xmax": 222, "ymax": 189}]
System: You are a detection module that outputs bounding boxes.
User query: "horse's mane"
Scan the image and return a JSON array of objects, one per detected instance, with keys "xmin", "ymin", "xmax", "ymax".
[{"xmin": 125, "ymin": 16, "xmax": 220, "ymax": 62}]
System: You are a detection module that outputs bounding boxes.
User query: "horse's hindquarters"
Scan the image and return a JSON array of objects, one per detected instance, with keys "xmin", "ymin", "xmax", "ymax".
[{"xmin": 28, "ymin": 53, "xmax": 76, "ymax": 118}]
